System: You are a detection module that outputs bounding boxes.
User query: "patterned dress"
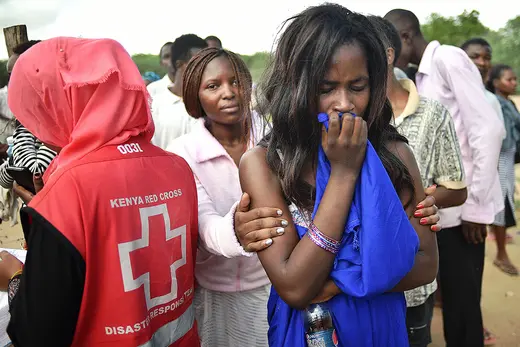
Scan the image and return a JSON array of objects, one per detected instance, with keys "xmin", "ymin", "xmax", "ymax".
[
  {"xmin": 493, "ymin": 95, "xmax": 520, "ymax": 227},
  {"xmin": 494, "ymin": 147, "xmax": 516, "ymax": 227}
]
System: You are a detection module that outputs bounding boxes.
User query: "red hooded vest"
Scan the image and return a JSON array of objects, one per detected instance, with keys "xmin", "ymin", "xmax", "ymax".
[{"xmin": 31, "ymin": 138, "xmax": 199, "ymax": 346}]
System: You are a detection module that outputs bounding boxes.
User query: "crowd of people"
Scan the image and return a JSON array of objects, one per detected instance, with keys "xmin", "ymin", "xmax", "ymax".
[{"xmin": 0, "ymin": 3, "xmax": 517, "ymax": 347}]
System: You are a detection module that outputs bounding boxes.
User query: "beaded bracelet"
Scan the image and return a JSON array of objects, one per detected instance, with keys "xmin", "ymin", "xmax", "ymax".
[
  {"xmin": 307, "ymin": 222, "xmax": 341, "ymax": 254},
  {"xmin": 310, "ymin": 222, "xmax": 341, "ymax": 245},
  {"xmin": 7, "ymin": 273, "xmax": 21, "ymax": 307},
  {"xmin": 307, "ymin": 231, "xmax": 338, "ymax": 254},
  {"xmin": 10, "ymin": 269, "xmax": 23, "ymax": 280},
  {"xmin": 310, "ymin": 230, "xmax": 339, "ymax": 254}
]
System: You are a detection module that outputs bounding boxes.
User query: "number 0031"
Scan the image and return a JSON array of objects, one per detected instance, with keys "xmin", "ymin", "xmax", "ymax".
[{"xmin": 118, "ymin": 143, "xmax": 144, "ymax": 155}]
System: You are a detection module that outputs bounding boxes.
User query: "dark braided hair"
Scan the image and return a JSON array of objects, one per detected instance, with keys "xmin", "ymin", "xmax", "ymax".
[
  {"xmin": 256, "ymin": 3, "xmax": 415, "ymax": 210},
  {"xmin": 182, "ymin": 47, "xmax": 253, "ymax": 136}
]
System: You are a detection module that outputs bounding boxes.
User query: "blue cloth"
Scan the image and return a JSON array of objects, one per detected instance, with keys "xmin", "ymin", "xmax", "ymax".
[
  {"xmin": 267, "ymin": 113, "xmax": 420, "ymax": 346},
  {"xmin": 142, "ymin": 71, "xmax": 161, "ymax": 83}
]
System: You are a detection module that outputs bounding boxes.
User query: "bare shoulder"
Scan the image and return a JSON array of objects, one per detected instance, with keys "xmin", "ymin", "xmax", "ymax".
[
  {"xmin": 239, "ymin": 146, "xmax": 278, "ymax": 187},
  {"xmin": 240, "ymin": 146, "xmax": 268, "ymax": 168},
  {"xmin": 239, "ymin": 146, "xmax": 286, "ymax": 209},
  {"xmin": 385, "ymin": 140, "xmax": 417, "ymax": 168}
]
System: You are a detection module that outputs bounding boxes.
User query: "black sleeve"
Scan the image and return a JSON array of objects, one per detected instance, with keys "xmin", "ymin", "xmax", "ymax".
[{"xmin": 7, "ymin": 207, "xmax": 86, "ymax": 347}]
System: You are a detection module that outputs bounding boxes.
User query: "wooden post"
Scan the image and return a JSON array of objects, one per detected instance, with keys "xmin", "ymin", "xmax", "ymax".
[{"xmin": 3, "ymin": 25, "xmax": 28, "ymax": 57}]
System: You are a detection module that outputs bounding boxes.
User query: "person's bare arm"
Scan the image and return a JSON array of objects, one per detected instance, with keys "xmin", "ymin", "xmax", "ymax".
[
  {"xmin": 429, "ymin": 104, "xmax": 467, "ymax": 209},
  {"xmin": 239, "ymin": 114, "xmax": 366, "ymax": 309},
  {"xmin": 239, "ymin": 147, "xmax": 356, "ymax": 309},
  {"xmin": 388, "ymin": 141, "xmax": 439, "ymax": 291},
  {"xmin": 431, "ymin": 186, "xmax": 467, "ymax": 209}
]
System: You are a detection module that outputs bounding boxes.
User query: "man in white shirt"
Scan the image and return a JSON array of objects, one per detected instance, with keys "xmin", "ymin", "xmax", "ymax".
[
  {"xmin": 460, "ymin": 36, "xmax": 506, "ymax": 347},
  {"xmin": 151, "ymin": 34, "xmax": 207, "ymax": 150},
  {"xmin": 386, "ymin": 9, "xmax": 505, "ymax": 347},
  {"xmin": 147, "ymin": 42, "xmax": 174, "ymax": 99},
  {"xmin": 461, "ymin": 38, "xmax": 505, "ymax": 127}
]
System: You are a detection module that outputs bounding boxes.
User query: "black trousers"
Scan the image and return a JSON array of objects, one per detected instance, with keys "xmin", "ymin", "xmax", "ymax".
[
  {"xmin": 437, "ymin": 225, "xmax": 485, "ymax": 347},
  {"xmin": 406, "ymin": 294, "xmax": 434, "ymax": 347}
]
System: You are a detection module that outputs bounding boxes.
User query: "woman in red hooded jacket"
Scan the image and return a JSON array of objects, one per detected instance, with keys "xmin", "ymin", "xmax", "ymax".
[{"xmin": 0, "ymin": 37, "xmax": 199, "ymax": 347}]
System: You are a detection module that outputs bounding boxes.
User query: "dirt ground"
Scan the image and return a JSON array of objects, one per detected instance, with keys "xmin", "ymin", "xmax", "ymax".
[
  {"xmin": 0, "ymin": 221, "xmax": 23, "ymax": 250},
  {"xmin": 0, "ymin": 168, "xmax": 519, "ymax": 346},
  {"xmin": 429, "ymin": 234, "xmax": 520, "ymax": 346},
  {"xmin": 430, "ymin": 157, "xmax": 520, "ymax": 347}
]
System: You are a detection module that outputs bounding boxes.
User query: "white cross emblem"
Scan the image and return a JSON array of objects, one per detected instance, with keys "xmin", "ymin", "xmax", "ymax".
[{"xmin": 118, "ymin": 204, "xmax": 187, "ymax": 310}]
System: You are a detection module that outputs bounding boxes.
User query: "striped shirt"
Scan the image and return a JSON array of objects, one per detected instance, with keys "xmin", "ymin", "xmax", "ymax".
[
  {"xmin": 393, "ymin": 79, "xmax": 465, "ymax": 307},
  {"xmin": 0, "ymin": 123, "xmax": 56, "ymax": 189}
]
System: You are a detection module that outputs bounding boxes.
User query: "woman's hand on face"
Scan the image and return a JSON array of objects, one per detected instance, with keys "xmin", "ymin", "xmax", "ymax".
[
  {"xmin": 0, "ymin": 251, "xmax": 23, "ymax": 291},
  {"xmin": 234, "ymin": 193, "xmax": 289, "ymax": 252},
  {"xmin": 322, "ymin": 113, "xmax": 368, "ymax": 177},
  {"xmin": 415, "ymin": 185, "xmax": 441, "ymax": 232}
]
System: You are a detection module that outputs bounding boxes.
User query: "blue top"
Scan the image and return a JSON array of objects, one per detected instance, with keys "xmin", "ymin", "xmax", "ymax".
[
  {"xmin": 267, "ymin": 113, "xmax": 419, "ymax": 346},
  {"xmin": 497, "ymin": 95, "xmax": 520, "ymax": 151}
]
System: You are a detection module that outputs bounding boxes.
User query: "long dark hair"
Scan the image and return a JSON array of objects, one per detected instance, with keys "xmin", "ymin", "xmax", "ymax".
[
  {"xmin": 486, "ymin": 64, "xmax": 512, "ymax": 94},
  {"xmin": 183, "ymin": 47, "xmax": 253, "ymax": 137},
  {"xmin": 256, "ymin": 3, "xmax": 415, "ymax": 210}
]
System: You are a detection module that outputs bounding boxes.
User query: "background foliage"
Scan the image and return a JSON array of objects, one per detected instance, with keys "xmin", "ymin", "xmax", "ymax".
[
  {"xmin": 128, "ymin": 51, "xmax": 271, "ymax": 82},
  {"xmin": 1, "ymin": 11, "xmax": 519, "ymax": 88},
  {"xmin": 421, "ymin": 10, "xmax": 520, "ymax": 77}
]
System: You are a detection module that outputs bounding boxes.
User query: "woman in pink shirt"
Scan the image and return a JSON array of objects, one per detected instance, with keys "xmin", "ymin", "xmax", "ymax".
[
  {"xmin": 168, "ymin": 47, "xmax": 441, "ymax": 347},
  {"xmin": 168, "ymin": 48, "xmax": 273, "ymax": 346}
]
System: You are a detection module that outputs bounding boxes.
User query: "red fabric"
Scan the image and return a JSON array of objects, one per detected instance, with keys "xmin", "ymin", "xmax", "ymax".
[
  {"xmin": 7, "ymin": 37, "xmax": 154, "ymax": 183},
  {"xmin": 34, "ymin": 140, "xmax": 199, "ymax": 346},
  {"xmin": 7, "ymin": 37, "xmax": 199, "ymax": 346}
]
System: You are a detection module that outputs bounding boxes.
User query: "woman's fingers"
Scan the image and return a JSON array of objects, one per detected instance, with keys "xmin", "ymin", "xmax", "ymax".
[{"xmin": 243, "ymin": 238, "xmax": 274, "ymax": 252}]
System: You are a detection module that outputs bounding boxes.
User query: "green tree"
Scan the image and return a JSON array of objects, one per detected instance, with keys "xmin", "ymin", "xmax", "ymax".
[
  {"xmin": 486, "ymin": 16, "xmax": 520, "ymax": 74},
  {"xmin": 239, "ymin": 52, "xmax": 270, "ymax": 81},
  {"xmin": 132, "ymin": 54, "xmax": 167, "ymax": 76},
  {"xmin": 129, "ymin": 10, "xmax": 520, "ymax": 98},
  {"xmin": 420, "ymin": 10, "xmax": 520, "ymax": 75},
  {"xmin": 132, "ymin": 52, "xmax": 270, "ymax": 82},
  {"xmin": 421, "ymin": 10, "xmax": 489, "ymax": 46}
]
